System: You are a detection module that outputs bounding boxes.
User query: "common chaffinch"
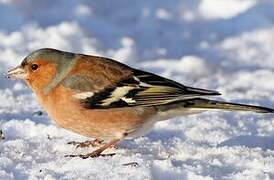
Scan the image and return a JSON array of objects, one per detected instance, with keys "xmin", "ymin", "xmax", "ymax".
[{"xmin": 6, "ymin": 48, "xmax": 274, "ymax": 158}]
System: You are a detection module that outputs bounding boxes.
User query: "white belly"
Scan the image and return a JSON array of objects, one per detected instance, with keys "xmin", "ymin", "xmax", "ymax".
[{"xmin": 126, "ymin": 108, "xmax": 206, "ymax": 139}]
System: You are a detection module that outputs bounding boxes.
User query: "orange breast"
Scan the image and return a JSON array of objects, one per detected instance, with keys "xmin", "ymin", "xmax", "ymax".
[{"xmin": 36, "ymin": 85, "xmax": 156, "ymax": 140}]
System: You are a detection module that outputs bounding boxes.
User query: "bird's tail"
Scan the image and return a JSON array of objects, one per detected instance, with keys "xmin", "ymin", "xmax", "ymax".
[{"xmin": 185, "ymin": 98, "xmax": 274, "ymax": 113}]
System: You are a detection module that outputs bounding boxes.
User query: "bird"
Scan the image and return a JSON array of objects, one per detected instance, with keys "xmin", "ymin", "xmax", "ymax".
[{"xmin": 6, "ymin": 48, "xmax": 274, "ymax": 158}]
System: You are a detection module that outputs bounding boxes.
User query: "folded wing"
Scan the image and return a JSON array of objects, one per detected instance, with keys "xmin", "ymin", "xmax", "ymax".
[{"xmin": 79, "ymin": 69, "xmax": 221, "ymax": 109}]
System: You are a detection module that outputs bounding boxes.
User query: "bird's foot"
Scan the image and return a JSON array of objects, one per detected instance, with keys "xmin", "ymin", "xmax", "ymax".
[
  {"xmin": 66, "ymin": 138, "xmax": 120, "ymax": 159},
  {"xmin": 67, "ymin": 139, "xmax": 104, "ymax": 148},
  {"xmin": 65, "ymin": 150, "xmax": 116, "ymax": 159}
]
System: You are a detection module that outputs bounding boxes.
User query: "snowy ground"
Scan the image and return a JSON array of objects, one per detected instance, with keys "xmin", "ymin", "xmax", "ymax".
[{"xmin": 0, "ymin": 0, "xmax": 274, "ymax": 179}]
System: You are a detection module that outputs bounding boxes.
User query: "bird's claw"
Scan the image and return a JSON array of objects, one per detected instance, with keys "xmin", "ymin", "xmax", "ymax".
[
  {"xmin": 66, "ymin": 139, "xmax": 117, "ymax": 158},
  {"xmin": 65, "ymin": 152, "xmax": 116, "ymax": 159},
  {"xmin": 67, "ymin": 139, "xmax": 103, "ymax": 148},
  {"xmin": 67, "ymin": 139, "xmax": 118, "ymax": 149},
  {"xmin": 67, "ymin": 139, "xmax": 104, "ymax": 148}
]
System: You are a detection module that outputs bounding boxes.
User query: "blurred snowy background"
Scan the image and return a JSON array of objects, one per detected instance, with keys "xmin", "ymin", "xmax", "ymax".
[{"xmin": 0, "ymin": 0, "xmax": 274, "ymax": 179}]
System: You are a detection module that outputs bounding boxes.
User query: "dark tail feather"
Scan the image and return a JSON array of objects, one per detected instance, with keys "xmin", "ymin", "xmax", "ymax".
[
  {"xmin": 188, "ymin": 98, "xmax": 274, "ymax": 113},
  {"xmin": 186, "ymin": 87, "xmax": 221, "ymax": 96}
]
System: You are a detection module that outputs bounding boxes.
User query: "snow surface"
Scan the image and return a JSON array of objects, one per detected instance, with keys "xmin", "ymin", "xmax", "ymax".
[{"xmin": 0, "ymin": 0, "xmax": 274, "ymax": 179}]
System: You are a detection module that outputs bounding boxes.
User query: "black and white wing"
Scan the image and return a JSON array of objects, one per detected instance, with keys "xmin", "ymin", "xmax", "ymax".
[{"xmin": 78, "ymin": 69, "xmax": 221, "ymax": 109}]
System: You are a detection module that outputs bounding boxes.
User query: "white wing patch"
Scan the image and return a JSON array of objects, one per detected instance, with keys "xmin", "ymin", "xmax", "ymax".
[
  {"xmin": 102, "ymin": 86, "xmax": 135, "ymax": 106},
  {"xmin": 74, "ymin": 92, "xmax": 94, "ymax": 99},
  {"xmin": 121, "ymin": 97, "xmax": 136, "ymax": 103}
]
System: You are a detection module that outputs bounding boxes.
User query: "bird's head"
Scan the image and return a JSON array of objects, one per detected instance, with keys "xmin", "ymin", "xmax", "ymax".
[{"xmin": 7, "ymin": 48, "xmax": 77, "ymax": 94}]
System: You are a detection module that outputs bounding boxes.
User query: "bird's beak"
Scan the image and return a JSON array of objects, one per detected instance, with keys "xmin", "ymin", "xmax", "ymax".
[{"xmin": 6, "ymin": 66, "xmax": 27, "ymax": 79}]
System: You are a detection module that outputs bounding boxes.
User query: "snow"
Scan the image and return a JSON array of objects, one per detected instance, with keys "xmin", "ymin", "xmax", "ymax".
[{"xmin": 0, "ymin": 0, "xmax": 274, "ymax": 179}]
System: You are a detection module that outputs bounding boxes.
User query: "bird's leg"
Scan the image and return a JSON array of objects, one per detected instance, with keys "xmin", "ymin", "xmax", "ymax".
[
  {"xmin": 67, "ymin": 139, "xmax": 104, "ymax": 148},
  {"xmin": 66, "ymin": 139, "xmax": 120, "ymax": 159}
]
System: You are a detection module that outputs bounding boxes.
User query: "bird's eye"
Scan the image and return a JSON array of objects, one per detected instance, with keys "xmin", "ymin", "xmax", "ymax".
[{"xmin": 31, "ymin": 64, "xmax": 39, "ymax": 71}]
